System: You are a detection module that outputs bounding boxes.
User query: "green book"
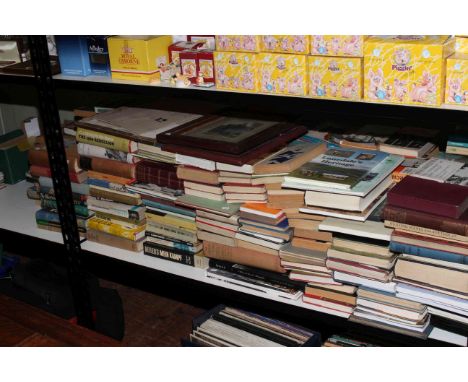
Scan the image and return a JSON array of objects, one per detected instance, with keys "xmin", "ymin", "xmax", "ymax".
[{"xmin": 176, "ymin": 194, "xmax": 240, "ymax": 217}]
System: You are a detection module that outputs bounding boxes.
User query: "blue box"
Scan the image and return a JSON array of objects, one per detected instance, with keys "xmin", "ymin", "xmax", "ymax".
[
  {"xmin": 87, "ymin": 35, "xmax": 111, "ymax": 76},
  {"xmin": 56, "ymin": 35, "xmax": 91, "ymax": 76}
]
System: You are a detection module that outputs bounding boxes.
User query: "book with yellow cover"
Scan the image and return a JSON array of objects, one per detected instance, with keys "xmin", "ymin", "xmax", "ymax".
[
  {"xmin": 76, "ymin": 127, "xmax": 138, "ymax": 153},
  {"xmin": 145, "ymin": 211, "xmax": 197, "ymax": 231},
  {"xmin": 88, "ymin": 216, "xmax": 146, "ymax": 241}
]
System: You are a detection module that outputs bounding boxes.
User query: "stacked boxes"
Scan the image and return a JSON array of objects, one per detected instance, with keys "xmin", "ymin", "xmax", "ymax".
[
  {"xmin": 215, "ymin": 35, "xmax": 261, "ymax": 52},
  {"xmin": 214, "ymin": 52, "xmax": 259, "ymax": 92},
  {"xmin": 260, "ymin": 35, "xmax": 310, "ymax": 54},
  {"xmin": 445, "ymin": 36, "xmax": 468, "ymax": 105},
  {"xmin": 364, "ymin": 35, "xmax": 455, "ymax": 106},
  {"xmin": 310, "ymin": 35, "xmax": 365, "ymax": 57}
]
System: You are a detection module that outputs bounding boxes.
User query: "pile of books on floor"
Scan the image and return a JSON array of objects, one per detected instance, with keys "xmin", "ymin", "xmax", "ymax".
[
  {"xmin": 26, "ymin": 135, "xmax": 92, "ymax": 235},
  {"xmin": 382, "ymin": 176, "xmax": 468, "ymax": 346},
  {"xmin": 186, "ymin": 305, "xmax": 321, "ymax": 347}
]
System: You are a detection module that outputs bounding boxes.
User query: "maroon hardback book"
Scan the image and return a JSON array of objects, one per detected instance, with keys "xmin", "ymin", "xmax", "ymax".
[
  {"xmin": 382, "ymin": 204, "xmax": 468, "ymax": 236},
  {"xmin": 135, "ymin": 160, "xmax": 183, "ymax": 190},
  {"xmin": 387, "ymin": 176, "xmax": 468, "ymax": 219},
  {"xmin": 161, "ymin": 125, "xmax": 307, "ymax": 166}
]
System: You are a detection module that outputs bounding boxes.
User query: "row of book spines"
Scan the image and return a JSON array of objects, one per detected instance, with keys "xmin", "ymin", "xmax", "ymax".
[
  {"xmin": 389, "ymin": 241, "xmax": 468, "ymax": 265},
  {"xmin": 143, "ymin": 241, "xmax": 208, "ymax": 268},
  {"xmin": 145, "ymin": 213, "xmax": 196, "ymax": 231}
]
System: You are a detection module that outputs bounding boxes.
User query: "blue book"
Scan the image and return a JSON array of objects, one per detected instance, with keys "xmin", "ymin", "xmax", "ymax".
[
  {"xmin": 39, "ymin": 176, "xmax": 89, "ymax": 195},
  {"xmin": 143, "ymin": 199, "xmax": 196, "ymax": 218},
  {"xmin": 389, "ymin": 241, "xmax": 468, "ymax": 265},
  {"xmin": 447, "ymin": 134, "xmax": 468, "ymax": 148}
]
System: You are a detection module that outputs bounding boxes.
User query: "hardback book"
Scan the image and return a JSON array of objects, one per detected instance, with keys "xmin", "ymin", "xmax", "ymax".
[
  {"xmin": 291, "ymin": 237, "xmax": 331, "ymax": 253},
  {"xmin": 384, "ymin": 220, "xmax": 468, "ymax": 243},
  {"xmin": 253, "ymin": 139, "xmax": 327, "ymax": 175},
  {"xmin": 293, "ymin": 227, "xmax": 333, "ymax": 243},
  {"xmin": 145, "ymin": 211, "xmax": 196, "ymax": 232},
  {"xmin": 357, "ymin": 288, "xmax": 426, "ymax": 312},
  {"xmin": 394, "ymin": 255, "xmax": 468, "ymax": 294},
  {"xmin": 76, "ymin": 127, "xmax": 138, "ymax": 153},
  {"xmin": 89, "ymin": 185, "xmax": 142, "ymax": 205},
  {"xmin": 86, "ymin": 229, "xmax": 144, "ymax": 252},
  {"xmin": 145, "ymin": 235, "xmax": 202, "ymax": 254},
  {"xmin": 176, "ymin": 194, "xmax": 240, "ymax": 217},
  {"xmin": 327, "ymin": 248, "xmax": 397, "ymax": 270},
  {"xmin": 177, "ymin": 165, "xmax": 219, "ymax": 185},
  {"xmin": 305, "ymin": 285, "xmax": 357, "ymax": 305},
  {"xmin": 351, "ymin": 308, "xmax": 430, "ymax": 333},
  {"xmin": 267, "ymin": 189, "xmax": 305, "ymax": 209},
  {"xmin": 79, "ymin": 156, "xmax": 136, "ymax": 179},
  {"xmin": 326, "ymin": 258, "xmax": 394, "ymax": 283},
  {"xmin": 78, "ymin": 107, "xmax": 202, "ymax": 145},
  {"xmin": 304, "ymin": 176, "xmax": 392, "ymax": 212},
  {"xmin": 77, "ymin": 142, "xmax": 139, "ymax": 164},
  {"xmin": 196, "ymin": 217, "xmax": 238, "ymax": 238},
  {"xmin": 218, "ymin": 176, "xmax": 252, "ymax": 185},
  {"xmin": 279, "ymin": 243, "xmax": 327, "ymax": 265},
  {"xmin": 332, "ymin": 236, "xmax": 393, "ymax": 258},
  {"xmin": 333, "ymin": 271, "xmax": 397, "ymax": 293},
  {"xmin": 387, "ymin": 176, "xmax": 468, "ymax": 219},
  {"xmin": 234, "ymin": 232, "xmax": 285, "ymax": 251},
  {"xmin": 302, "ymin": 294, "xmax": 354, "ymax": 317},
  {"xmin": 87, "ymin": 196, "xmax": 145, "ymax": 221},
  {"xmin": 289, "ymin": 270, "xmax": 339, "ymax": 285},
  {"xmin": 29, "ymin": 148, "xmax": 81, "ymax": 172},
  {"xmin": 87, "ymin": 170, "xmax": 135, "ymax": 186},
  {"xmin": 240, "ymin": 203, "xmax": 284, "ymax": 220},
  {"xmin": 382, "ymin": 204, "xmax": 468, "ymax": 237},
  {"xmin": 29, "ymin": 165, "xmax": 88, "ymax": 184},
  {"xmin": 146, "ymin": 221, "xmax": 199, "ymax": 244},
  {"xmin": 280, "ymin": 261, "xmax": 330, "ymax": 274},
  {"xmin": 318, "ymin": 217, "xmax": 392, "ymax": 241},
  {"xmin": 239, "ymin": 217, "xmax": 289, "ymax": 232},
  {"xmin": 196, "ymin": 210, "xmax": 239, "ymax": 225},
  {"xmin": 136, "ymin": 160, "xmax": 184, "ymax": 190},
  {"xmin": 239, "ymin": 224, "xmax": 293, "ymax": 242},
  {"xmin": 284, "ymin": 148, "xmax": 389, "ymax": 190},
  {"xmin": 143, "ymin": 241, "xmax": 204, "ymax": 267},
  {"xmin": 378, "ymin": 127, "xmax": 438, "ymax": 158},
  {"xmin": 198, "ymin": 231, "xmax": 237, "ymax": 247},
  {"xmin": 225, "ymin": 194, "xmax": 267, "ymax": 203},
  {"xmin": 223, "ymin": 184, "xmax": 266, "ymax": 194}
]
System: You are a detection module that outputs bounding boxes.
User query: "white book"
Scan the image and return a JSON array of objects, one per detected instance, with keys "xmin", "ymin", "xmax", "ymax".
[
  {"xmin": 428, "ymin": 327, "xmax": 468, "ymax": 347},
  {"xmin": 185, "ymin": 188, "xmax": 226, "ymax": 202},
  {"xmin": 319, "ymin": 217, "xmax": 392, "ymax": 241},
  {"xmin": 305, "ymin": 176, "xmax": 392, "ymax": 212},
  {"xmin": 77, "ymin": 143, "xmax": 138, "ymax": 164},
  {"xmin": 352, "ymin": 310, "xmax": 430, "ymax": 332},
  {"xmin": 355, "ymin": 306, "xmax": 426, "ymax": 326},
  {"xmin": 333, "ymin": 271, "xmax": 397, "ymax": 293},
  {"xmin": 177, "ymin": 154, "xmax": 216, "ymax": 171},
  {"xmin": 406, "ymin": 158, "xmax": 464, "ymax": 183},
  {"xmin": 234, "ymin": 233, "xmax": 285, "ymax": 250},
  {"xmin": 216, "ymin": 162, "xmax": 254, "ymax": 174},
  {"xmin": 184, "ymin": 181, "xmax": 224, "ymax": 195},
  {"xmin": 356, "ymin": 298, "xmax": 427, "ymax": 320},
  {"xmin": 238, "ymin": 229, "xmax": 285, "ymax": 244}
]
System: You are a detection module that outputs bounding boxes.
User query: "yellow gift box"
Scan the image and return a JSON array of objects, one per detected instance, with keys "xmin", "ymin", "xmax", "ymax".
[
  {"xmin": 310, "ymin": 35, "xmax": 365, "ymax": 57},
  {"xmin": 108, "ymin": 35, "xmax": 172, "ymax": 82},
  {"xmin": 364, "ymin": 35, "xmax": 455, "ymax": 106},
  {"xmin": 455, "ymin": 36, "xmax": 468, "ymax": 54},
  {"xmin": 260, "ymin": 36, "xmax": 310, "ymax": 54},
  {"xmin": 445, "ymin": 53, "xmax": 468, "ymax": 105},
  {"xmin": 214, "ymin": 52, "xmax": 259, "ymax": 92},
  {"xmin": 215, "ymin": 35, "xmax": 261, "ymax": 52},
  {"xmin": 308, "ymin": 56, "xmax": 362, "ymax": 101},
  {"xmin": 258, "ymin": 53, "xmax": 308, "ymax": 96}
]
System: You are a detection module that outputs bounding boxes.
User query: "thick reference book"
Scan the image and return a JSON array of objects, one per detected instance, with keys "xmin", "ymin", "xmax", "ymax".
[{"xmin": 387, "ymin": 176, "xmax": 468, "ymax": 219}]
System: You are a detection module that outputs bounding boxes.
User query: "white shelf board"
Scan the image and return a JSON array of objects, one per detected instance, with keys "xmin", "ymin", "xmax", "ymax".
[
  {"xmin": 53, "ymin": 74, "xmax": 468, "ymax": 112},
  {"xmin": 0, "ymin": 181, "xmax": 63, "ymax": 244}
]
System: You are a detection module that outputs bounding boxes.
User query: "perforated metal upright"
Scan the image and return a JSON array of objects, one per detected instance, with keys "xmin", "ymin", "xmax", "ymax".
[{"xmin": 28, "ymin": 35, "xmax": 94, "ymax": 329}]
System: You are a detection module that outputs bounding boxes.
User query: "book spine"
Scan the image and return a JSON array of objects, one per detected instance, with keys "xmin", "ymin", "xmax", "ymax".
[
  {"xmin": 88, "ymin": 217, "xmax": 144, "ymax": 241},
  {"xmin": 387, "ymin": 193, "xmax": 461, "ymax": 219},
  {"xmin": 145, "ymin": 213, "xmax": 196, "ymax": 231},
  {"xmin": 382, "ymin": 205, "xmax": 468, "ymax": 236},
  {"xmin": 142, "ymin": 199, "xmax": 195, "ymax": 218},
  {"xmin": 143, "ymin": 241, "xmax": 195, "ymax": 266},
  {"xmin": 80, "ymin": 156, "xmax": 136, "ymax": 179},
  {"xmin": 136, "ymin": 165, "xmax": 184, "ymax": 190},
  {"xmin": 86, "ymin": 178, "xmax": 127, "ymax": 192},
  {"xmin": 35, "ymin": 209, "xmax": 59, "ymax": 223},
  {"xmin": 77, "ymin": 143, "xmax": 137, "ymax": 164},
  {"xmin": 87, "ymin": 202, "xmax": 142, "ymax": 221},
  {"xmin": 76, "ymin": 127, "xmax": 136, "ymax": 153},
  {"xmin": 389, "ymin": 241, "xmax": 468, "ymax": 265},
  {"xmin": 40, "ymin": 199, "xmax": 89, "ymax": 217},
  {"xmin": 146, "ymin": 223, "xmax": 198, "ymax": 243},
  {"xmin": 86, "ymin": 229, "xmax": 142, "ymax": 252},
  {"xmin": 146, "ymin": 235, "xmax": 199, "ymax": 253},
  {"xmin": 40, "ymin": 190, "xmax": 87, "ymax": 203},
  {"xmin": 39, "ymin": 176, "xmax": 89, "ymax": 195},
  {"xmin": 29, "ymin": 150, "xmax": 79, "ymax": 172},
  {"xmin": 384, "ymin": 220, "xmax": 468, "ymax": 243},
  {"xmin": 87, "ymin": 171, "xmax": 135, "ymax": 186},
  {"xmin": 89, "ymin": 186, "xmax": 140, "ymax": 205}
]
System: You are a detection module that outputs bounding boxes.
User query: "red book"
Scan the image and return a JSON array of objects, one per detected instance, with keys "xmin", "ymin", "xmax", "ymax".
[
  {"xmin": 30, "ymin": 165, "xmax": 88, "ymax": 184},
  {"xmin": 135, "ymin": 160, "xmax": 183, "ymax": 190},
  {"xmin": 387, "ymin": 176, "xmax": 468, "ymax": 219}
]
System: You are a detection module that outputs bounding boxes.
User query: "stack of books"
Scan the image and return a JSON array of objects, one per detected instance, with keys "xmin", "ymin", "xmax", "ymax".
[
  {"xmin": 351, "ymin": 287, "xmax": 430, "ymax": 337},
  {"xmin": 323, "ymin": 334, "xmax": 377, "ymax": 347},
  {"xmin": 27, "ymin": 135, "xmax": 92, "ymax": 235},
  {"xmin": 383, "ymin": 176, "xmax": 468, "ymax": 345},
  {"xmin": 445, "ymin": 132, "xmax": 468, "ymax": 157},
  {"xmin": 187, "ymin": 305, "xmax": 321, "ymax": 347},
  {"xmin": 284, "ymin": 147, "xmax": 403, "ymax": 222}
]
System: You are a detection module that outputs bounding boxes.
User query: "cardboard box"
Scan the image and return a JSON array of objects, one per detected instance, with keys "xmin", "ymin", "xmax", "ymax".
[
  {"xmin": 455, "ymin": 36, "xmax": 468, "ymax": 54},
  {"xmin": 107, "ymin": 35, "xmax": 172, "ymax": 82},
  {"xmin": 180, "ymin": 50, "xmax": 215, "ymax": 84},
  {"xmin": 0, "ymin": 130, "xmax": 29, "ymax": 184},
  {"xmin": 258, "ymin": 53, "xmax": 308, "ymax": 96},
  {"xmin": 56, "ymin": 35, "xmax": 92, "ymax": 76},
  {"xmin": 260, "ymin": 35, "xmax": 310, "ymax": 54},
  {"xmin": 86, "ymin": 36, "xmax": 111, "ymax": 77},
  {"xmin": 216, "ymin": 35, "xmax": 261, "ymax": 52},
  {"xmin": 168, "ymin": 41, "xmax": 205, "ymax": 64},
  {"xmin": 310, "ymin": 35, "xmax": 365, "ymax": 57},
  {"xmin": 308, "ymin": 56, "xmax": 362, "ymax": 100},
  {"xmin": 187, "ymin": 35, "xmax": 216, "ymax": 50},
  {"xmin": 364, "ymin": 35, "xmax": 455, "ymax": 106},
  {"xmin": 445, "ymin": 53, "xmax": 468, "ymax": 105},
  {"xmin": 214, "ymin": 52, "xmax": 259, "ymax": 92}
]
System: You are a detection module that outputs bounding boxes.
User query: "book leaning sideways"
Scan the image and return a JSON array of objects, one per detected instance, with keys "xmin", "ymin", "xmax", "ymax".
[{"xmin": 284, "ymin": 148, "xmax": 389, "ymax": 190}]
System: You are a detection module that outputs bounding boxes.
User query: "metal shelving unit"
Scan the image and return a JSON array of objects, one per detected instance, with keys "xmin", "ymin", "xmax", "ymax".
[{"xmin": 1, "ymin": 35, "xmax": 466, "ymax": 345}]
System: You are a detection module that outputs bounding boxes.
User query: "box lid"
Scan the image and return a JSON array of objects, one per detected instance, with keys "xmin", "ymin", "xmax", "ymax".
[
  {"xmin": 366, "ymin": 35, "xmax": 451, "ymax": 46},
  {"xmin": 109, "ymin": 35, "xmax": 168, "ymax": 42}
]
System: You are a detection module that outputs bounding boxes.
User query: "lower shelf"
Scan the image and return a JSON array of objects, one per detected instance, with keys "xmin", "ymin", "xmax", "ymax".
[{"xmin": 0, "ymin": 181, "xmax": 459, "ymax": 346}]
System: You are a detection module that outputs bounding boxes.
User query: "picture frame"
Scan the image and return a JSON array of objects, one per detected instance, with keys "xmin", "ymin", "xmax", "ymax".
[{"xmin": 157, "ymin": 115, "xmax": 297, "ymax": 155}]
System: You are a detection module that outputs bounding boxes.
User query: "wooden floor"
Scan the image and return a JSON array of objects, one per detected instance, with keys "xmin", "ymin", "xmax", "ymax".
[{"xmin": 0, "ymin": 277, "xmax": 204, "ymax": 346}]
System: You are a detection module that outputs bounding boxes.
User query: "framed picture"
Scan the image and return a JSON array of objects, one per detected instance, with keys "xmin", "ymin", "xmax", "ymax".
[{"xmin": 157, "ymin": 115, "xmax": 296, "ymax": 155}]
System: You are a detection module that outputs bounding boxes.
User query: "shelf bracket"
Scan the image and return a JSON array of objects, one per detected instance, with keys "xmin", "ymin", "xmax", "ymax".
[{"xmin": 28, "ymin": 35, "xmax": 94, "ymax": 329}]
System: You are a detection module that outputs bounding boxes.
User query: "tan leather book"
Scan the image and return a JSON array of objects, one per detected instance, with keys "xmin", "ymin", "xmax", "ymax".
[{"xmin": 203, "ymin": 240, "xmax": 285, "ymax": 273}]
